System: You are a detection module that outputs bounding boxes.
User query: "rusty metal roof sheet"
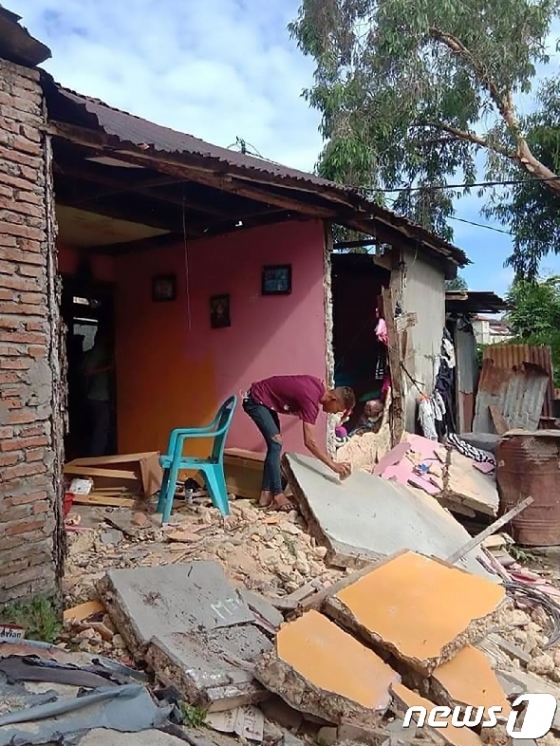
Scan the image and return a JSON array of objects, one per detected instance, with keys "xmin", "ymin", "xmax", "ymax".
[
  {"xmin": 44, "ymin": 81, "xmax": 470, "ymax": 267},
  {"xmin": 472, "ymin": 345, "xmax": 554, "ymax": 433},
  {"xmin": 483, "ymin": 344, "xmax": 554, "ymax": 419},
  {"xmin": 446, "ymin": 290, "xmax": 508, "ymax": 315},
  {"xmin": 0, "ymin": 5, "xmax": 51, "ymax": 66}
]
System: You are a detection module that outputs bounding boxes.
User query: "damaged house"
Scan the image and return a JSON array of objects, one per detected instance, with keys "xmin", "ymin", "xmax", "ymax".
[{"xmin": 0, "ymin": 8, "xmax": 470, "ymax": 603}]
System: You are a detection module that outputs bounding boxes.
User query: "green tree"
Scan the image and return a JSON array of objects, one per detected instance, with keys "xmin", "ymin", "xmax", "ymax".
[
  {"xmin": 445, "ymin": 275, "xmax": 468, "ymax": 292},
  {"xmin": 506, "ymin": 276, "xmax": 560, "ymax": 383},
  {"xmin": 289, "ymin": 0, "xmax": 560, "ymax": 245},
  {"xmin": 483, "ymin": 80, "xmax": 560, "ymax": 278}
]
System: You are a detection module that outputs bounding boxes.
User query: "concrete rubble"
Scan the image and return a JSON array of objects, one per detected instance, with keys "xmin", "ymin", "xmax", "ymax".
[
  {"xmin": 284, "ymin": 453, "xmax": 495, "ymax": 579},
  {"xmin": 98, "ymin": 561, "xmax": 273, "ymax": 711},
  {"xmin": 12, "ymin": 447, "xmax": 560, "ymax": 746},
  {"xmin": 322, "ymin": 552, "xmax": 507, "ymax": 674}
]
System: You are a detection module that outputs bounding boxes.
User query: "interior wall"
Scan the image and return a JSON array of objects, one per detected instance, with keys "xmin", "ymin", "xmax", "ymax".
[
  {"xmin": 57, "ymin": 243, "xmax": 116, "ymax": 283},
  {"xmin": 115, "ymin": 220, "xmax": 328, "ymax": 456},
  {"xmin": 331, "ymin": 257, "xmax": 389, "ymax": 420},
  {"xmin": 399, "ymin": 248, "xmax": 446, "ymax": 431}
]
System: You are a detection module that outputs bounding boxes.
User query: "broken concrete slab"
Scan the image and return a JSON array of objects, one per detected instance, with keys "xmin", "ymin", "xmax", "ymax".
[
  {"xmin": 98, "ymin": 562, "xmax": 272, "ymax": 711},
  {"xmin": 146, "ymin": 627, "xmax": 270, "ymax": 712},
  {"xmin": 239, "ymin": 589, "xmax": 284, "ymax": 630},
  {"xmin": 78, "ymin": 730, "xmax": 187, "ymax": 746},
  {"xmin": 284, "ymin": 453, "xmax": 495, "ymax": 580},
  {"xmin": 429, "ymin": 645, "xmax": 511, "ymax": 718},
  {"xmin": 494, "ymin": 668, "xmax": 560, "ymax": 732},
  {"xmin": 391, "ymin": 683, "xmax": 483, "ymax": 746},
  {"xmin": 442, "ymin": 452, "xmax": 499, "ymax": 518},
  {"xmin": 324, "ymin": 551, "xmax": 506, "ymax": 675},
  {"xmin": 254, "ymin": 610, "xmax": 400, "ymax": 728}
]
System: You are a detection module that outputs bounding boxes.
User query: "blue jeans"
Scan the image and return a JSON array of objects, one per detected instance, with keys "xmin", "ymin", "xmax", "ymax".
[{"xmin": 243, "ymin": 396, "xmax": 283, "ymax": 495}]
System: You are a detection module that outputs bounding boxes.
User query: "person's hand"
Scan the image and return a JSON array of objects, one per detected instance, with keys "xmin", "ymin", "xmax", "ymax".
[{"xmin": 333, "ymin": 462, "xmax": 352, "ymax": 479}]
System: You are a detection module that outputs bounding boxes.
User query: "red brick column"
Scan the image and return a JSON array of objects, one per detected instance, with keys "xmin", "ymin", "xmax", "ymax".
[{"xmin": 0, "ymin": 59, "xmax": 65, "ymax": 603}]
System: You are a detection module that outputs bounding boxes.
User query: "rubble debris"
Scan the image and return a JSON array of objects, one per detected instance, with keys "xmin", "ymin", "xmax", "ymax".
[
  {"xmin": 239, "ymin": 590, "xmax": 284, "ymax": 630},
  {"xmin": 494, "ymin": 668, "xmax": 560, "ymax": 731},
  {"xmin": 63, "ymin": 600, "xmax": 105, "ymax": 623},
  {"xmin": 442, "ymin": 451, "xmax": 499, "ymax": 518},
  {"xmin": 77, "ymin": 730, "xmax": 188, "ymax": 746},
  {"xmin": 99, "ymin": 561, "xmax": 272, "ymax": 710},
  {"xmin": 224, "ymin": 449, "xmax": 265, "ymax": 500},
  {"xmin": 429, "ymin": 645, "xmax": 511, "ymax": 717},
  {"xmin": 284, "ymin": 453, "xmax": 495, "ymax": 579},
  {"xmin": 323, "ymin": 551, "xmax": 506, "ymax": 674},
  {"xmin": 390, "ymin": 683, "xmax": 483, "ymax": 746},
  {"xmin": 255, "ymin": 610, "xmax": 400, "ymax": 728},
  {"xmin": 206, "ymin": 705, "xmax": 265, "ymax": 741}
]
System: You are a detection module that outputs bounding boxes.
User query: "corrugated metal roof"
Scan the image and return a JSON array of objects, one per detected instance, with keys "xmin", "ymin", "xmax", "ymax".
[
  {"xmin": 472, "ymin": 345, "xmax": 553, "ymax": 433},
  {"xmin": 446, "ymin": 290, "xmax": 507, "ymax": 314},
  {"xmin": 483, "ymin": 344, "xmax": 554, "ymax": 418},
  {"xmin": 45, "ymin": 82, "xmax": 470, "ymax": 267}
]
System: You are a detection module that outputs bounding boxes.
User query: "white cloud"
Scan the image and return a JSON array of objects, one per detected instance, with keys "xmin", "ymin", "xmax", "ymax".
[{"xmin": 12, "ymin": 0, "xmax": 323, "ymax": 172}]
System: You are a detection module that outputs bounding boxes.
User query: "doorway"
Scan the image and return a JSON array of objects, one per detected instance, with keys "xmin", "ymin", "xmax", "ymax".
[
  {"xmin": 331, "ymin": 253, "xmax": 391, "ymax": 431},
  {"xmin": 60, "ymin": 275, "xmax": 117, "ymax": 460}
]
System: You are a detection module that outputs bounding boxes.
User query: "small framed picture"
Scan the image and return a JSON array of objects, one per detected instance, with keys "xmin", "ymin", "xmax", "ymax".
[
  {"xmin": 262, "ymin": 264, "xmax": 292, "ymax": 296},
  {"xmin": 152, "ymin": 274, "xmax": 176, "ymax": 302},
  {"xmin": 210, "ymin": 294, "xmax": 231, "ymax": 329}
]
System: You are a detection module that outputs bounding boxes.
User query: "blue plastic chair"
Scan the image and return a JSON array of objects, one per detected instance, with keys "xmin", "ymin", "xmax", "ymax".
[{"xmin": 157, "ymin": 396, "xmax": 237, "ymax": 524}]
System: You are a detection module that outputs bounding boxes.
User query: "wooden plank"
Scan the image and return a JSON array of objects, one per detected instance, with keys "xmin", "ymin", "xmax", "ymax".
[
  {"xmin": 445, "ymin": 496, "xmax": 534, "ymax": 565},
  {"xmin": 381, "ymin": 288, "xmax": 404, "ymax": 447},
  {"xmin": 63, "ymin": 464, "xmax": 138, "ymax": 480},
  {"xmin": 489, "ymin": 405, "xmax": 508, "ymax": 436},
  {"xmin": 71, "ymin": 452, "xmax": 157, "ymax": 466},
  {"xmin": 72, "ymin": 493, "xmax": 137, "ymax": 508},
  {"xmin": 63, "ymin": 600, "xmax": 105, "ymax": 623}
]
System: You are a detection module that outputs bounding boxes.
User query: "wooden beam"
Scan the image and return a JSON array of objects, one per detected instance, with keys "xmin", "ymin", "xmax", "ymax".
[
  {"xmin": 48, "ymin": 120, "xmax": 341, "ymax": 219},
  {"xmin": 381, "ymin": 287, "xmax": 405, "ymax": 447}
]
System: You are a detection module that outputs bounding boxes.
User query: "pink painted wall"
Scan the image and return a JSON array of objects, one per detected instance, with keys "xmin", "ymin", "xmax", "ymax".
[{"xmin": 115, "ymin": 219, "xmax": 328, "ymax": 456}]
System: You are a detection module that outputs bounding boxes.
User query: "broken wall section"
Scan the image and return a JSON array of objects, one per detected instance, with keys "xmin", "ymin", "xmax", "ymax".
[{"xmin": 0, "ymin": 58, "xmax": 64, "ymax": 603}]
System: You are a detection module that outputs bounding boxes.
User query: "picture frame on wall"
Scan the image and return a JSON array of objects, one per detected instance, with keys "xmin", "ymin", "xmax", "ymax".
[
  {"xmin": 210, "ymin": 294, "xmax": 231, "ymax": 329},
  {"xmin": 152, "ymin": 274, "xmax": 176, "ymax": 302},
  {"xmin": 262, "ymin": 264, "xmax": 292, "ymax": 296}
]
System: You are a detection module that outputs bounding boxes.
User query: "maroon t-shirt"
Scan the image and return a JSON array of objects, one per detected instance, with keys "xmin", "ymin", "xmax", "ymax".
[{"xmin": 250, "ymin": 376, "xmax": 325, "ymax": 424}]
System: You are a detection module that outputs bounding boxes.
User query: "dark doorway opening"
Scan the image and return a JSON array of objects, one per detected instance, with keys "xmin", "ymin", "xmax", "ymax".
[
  {"xmin": 60, "ymin": 274, "xmax": 117, "ymax": 461},
  {"xmin": 331, "ymin": 253, "xmax": 391, "ymax": 432}
]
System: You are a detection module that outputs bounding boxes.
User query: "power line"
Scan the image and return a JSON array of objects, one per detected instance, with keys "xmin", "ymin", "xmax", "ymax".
[
  {"xmin": 447, "ymin": 215, "xmax": 513, "ymax": 235},
  {"xmin": 365, "ymin": 174, "xmax": 560, "ymax": 194}
]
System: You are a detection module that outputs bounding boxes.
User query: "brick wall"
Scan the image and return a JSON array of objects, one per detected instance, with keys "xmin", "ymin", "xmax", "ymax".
[{"xmin": 0, "ymin": 58, "xmax": 65, "ymax": 604}]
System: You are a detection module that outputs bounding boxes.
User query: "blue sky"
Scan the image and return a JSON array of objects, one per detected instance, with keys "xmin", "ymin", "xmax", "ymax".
[{"xmin": 11, "ymin": 0, "xmax": 560, "ymax": 296}]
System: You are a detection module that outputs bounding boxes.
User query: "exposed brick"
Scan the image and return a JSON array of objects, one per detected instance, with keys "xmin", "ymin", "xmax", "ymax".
[
  {"xmin": 26, "ymin": 448, "xmax": 44, "ymax": 462},
  {"xmin": 5, "ymin": 490, "xmax": 47, "ymax": 507},
  {"xmin": 6, "ymin": 410, "xmax": 40, "ymax": 425},
  {"xmin": 0, "ymin": 146, "xmax": 40, "ymax": 169},
  {"xmin": 1, "ymin": 461, "xmax": 46, "ymax": 480},
  {"xmin": 1, "ymin": 435, "xmax": 48, "ymax": 452},
  {"xmin": 0, "ymin": 345, "xmax": 22, "ymax": 356},
  {"xmin": 19, "ymin": 292, "xmax": 44, "ymax": 305},
  {"xmin": 1, "ymin": 302, "xmax": 47, "ymax": 316},
  {"xmin": 0, "ymin": 220, "xmax": 45, "ymax": 241},
  {"xmin": 0, "ymin": 288, "xmax": 15, "ymax": 301},
  {"xmin": 28, "ymin": 345, "xmax": 46, "ymax": 358},
  {"xmin": 19, "ymin": 263, "xmax": 46, "ymax": 275},
  {"xmin": 32, "ymin": 500, "xmax": 49, "ymax": 514},
  {"xmin": 5, "ymin": 517, "xmax": 46, "ymax": 536},
  {"xmin": 0, "ymin": 358, "xmax": 32, "ymax": 370},
  {"xmin": 16, "ymin": 189, "xmax": 42, "ymax": 206},
  {"xmin": 3, "ymin": 565, "xmax": 47, "ymax": 589},
  {"xmin": 0, "ymin": 274, "xmax": 39, "ymax": 292},
  {"xmin": 19, "ymin": 423, "xmax": 48, "ymax": 437},
  {"xmin": 0, "ymin": 452, "xmax": 20, "ymax": 468},
  {"xmin": 0, "ymin": 371, "xmax": 20, "ymax": 384},
  {"xmin": 19, "ymin": 124, "xmax": 41, "ymax": 143},
  {"xmin": 2, "ymin": 247, "xmax": 45, "ymax": 266},
  {"xmin": 0, "ymin": 331, "xmax": 46, "ymax": 344}
]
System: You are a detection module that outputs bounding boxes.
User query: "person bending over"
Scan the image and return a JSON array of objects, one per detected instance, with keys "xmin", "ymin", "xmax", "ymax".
[{"xmin": 243, "ymin": 375, "xmax": 355, "ymax": 511}]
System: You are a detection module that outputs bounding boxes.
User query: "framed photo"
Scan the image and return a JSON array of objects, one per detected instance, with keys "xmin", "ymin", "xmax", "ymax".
[
  {"xmin": 152, "ymin": 274, "xmax": 176, "ymax": 302},
  {"xmin": 210, "ymin": 294, "xmax": 231, "ymax": 329},
  {"xmin": 262, "ymin": 264, "xmax": 292, "ymax": 296}
]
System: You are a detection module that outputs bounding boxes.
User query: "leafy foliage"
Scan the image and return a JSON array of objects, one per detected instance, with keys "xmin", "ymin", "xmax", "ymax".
[
  {"xmin": 483, "ymin": 80, "xmax": 560, "ymax": 278},
  {"xmin": 506, "ymin": 276, "xmax": 560, "ymax": 385},
  {"xmin": 1, "ymin": 596, "xmax": 61, "ymax": 643},
  {"xmin": 290, "ymin": 0, "xmax": 560, "ymax": 256},
  {"xmin": 445, "ymin": 275, "xmax": 468, "ymax": 292}
]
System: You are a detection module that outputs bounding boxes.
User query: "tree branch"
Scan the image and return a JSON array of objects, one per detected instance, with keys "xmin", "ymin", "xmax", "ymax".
[
  {"xmin": 413, "ymin": 122, "xmax": 513, "ymax": 158},
  {"xmin": 428, "ymin": 28, "xmax": 560, "ymax": 193}
]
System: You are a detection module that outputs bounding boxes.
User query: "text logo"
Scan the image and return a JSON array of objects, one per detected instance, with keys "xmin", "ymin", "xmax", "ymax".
[{"xmin": 403, "ymin": 694, "xmax": 557, "ymax": 739}]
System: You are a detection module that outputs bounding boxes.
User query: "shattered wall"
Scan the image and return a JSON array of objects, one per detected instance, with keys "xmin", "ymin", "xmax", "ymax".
[
  {"xmin": 0, "ymin": 59, "xmax": 64, "ymax": 603},
  {"xmin": 399, "ymin": 248, "xmax": 446, "ymax": 431}
]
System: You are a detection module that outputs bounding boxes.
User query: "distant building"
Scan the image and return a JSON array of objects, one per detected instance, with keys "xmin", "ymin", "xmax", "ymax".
[{"xmin": 472, "ymin": 315, "xmax": 513, "ymax": 346}]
